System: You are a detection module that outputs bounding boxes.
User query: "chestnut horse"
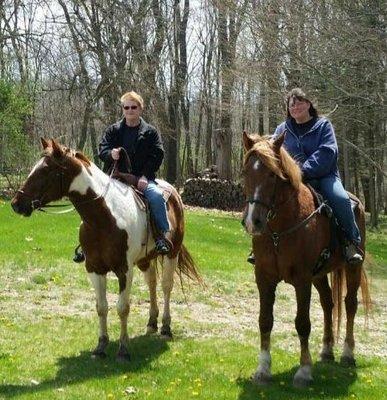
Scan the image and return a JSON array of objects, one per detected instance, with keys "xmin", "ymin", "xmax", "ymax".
[
  {"xmin": 11, "ymin": 138, "xmax": 201, "ymax": 361},
  {"xmin": 242, "ymin": 132, "xmax": 370, "ymax": 387}
]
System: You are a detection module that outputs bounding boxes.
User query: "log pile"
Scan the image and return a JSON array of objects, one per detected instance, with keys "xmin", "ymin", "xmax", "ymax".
[{"xmin": 181, "ymin": 178, "xmax": 245, "ymax": 211}]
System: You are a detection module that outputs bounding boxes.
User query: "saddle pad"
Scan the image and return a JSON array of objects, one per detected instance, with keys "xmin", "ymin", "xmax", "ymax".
[
  {"xmin": 132, "ymin": 180, "xmax": 174, "ymax": 212},
  {"xmin": 155, "ymin": 179, "xmax": 174, "ymax": 202}
]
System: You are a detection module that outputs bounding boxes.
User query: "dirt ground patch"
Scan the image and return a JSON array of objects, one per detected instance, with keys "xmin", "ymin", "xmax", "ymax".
[{"xmin": 1, "ymin": 266, "xmax": 385, "ymax": 359}]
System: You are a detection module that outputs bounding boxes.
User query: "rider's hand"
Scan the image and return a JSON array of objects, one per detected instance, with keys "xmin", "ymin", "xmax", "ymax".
[
  {"xmin": 111, "ymin": 148, "xmax": 121, "ymax": 160},
  {"xmin": 137, "ymin": 175, "xmax": 148, "ymax": 192}
]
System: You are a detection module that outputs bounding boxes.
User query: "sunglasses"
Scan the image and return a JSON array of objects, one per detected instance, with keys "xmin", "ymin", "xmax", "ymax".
[{"xmin": 122, "ymin": 105, "xmax": 138, "ymax": 110}]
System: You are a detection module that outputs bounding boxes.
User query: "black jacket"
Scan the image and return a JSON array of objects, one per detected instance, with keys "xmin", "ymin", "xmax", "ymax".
[{"xmin": 98, "ymin": 117, "xmax": 164, "ymax": 180}]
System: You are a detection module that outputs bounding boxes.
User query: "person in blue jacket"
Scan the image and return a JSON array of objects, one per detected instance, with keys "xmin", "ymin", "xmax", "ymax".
[{"xmin": 247, "ymin": 88, "xmax": 363, "ymax": 265}]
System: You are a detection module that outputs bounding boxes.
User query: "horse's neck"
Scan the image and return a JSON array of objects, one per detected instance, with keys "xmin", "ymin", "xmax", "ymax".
[
  {"xmin": 68, "ymin": 162, "xmax": 109, "ymax": 197},
  {"xmin": 68, "ymin": 163, "xmax": 139, "ymax": 226}
]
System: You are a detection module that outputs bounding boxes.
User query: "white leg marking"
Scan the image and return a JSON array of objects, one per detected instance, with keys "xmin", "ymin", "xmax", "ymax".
[
  {"xmin": 252, "ymin": 350, "xmax": 272, "ymax": 383},
  {"xmin": 293, "ymin": 365, "xmax": 313, "ymax": 386},
  {"xmin": 88, "ymin": 273, "xmax": 108, "ymax": 337},
  {"xmin": 342, "ymin": 342, "xmax": 353, "ymax": 359}
]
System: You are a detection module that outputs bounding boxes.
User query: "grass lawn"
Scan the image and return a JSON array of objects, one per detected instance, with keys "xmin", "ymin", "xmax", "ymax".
[{"xmin": 0, "ymin": 200, "xmax": 386, "ymax": 400}]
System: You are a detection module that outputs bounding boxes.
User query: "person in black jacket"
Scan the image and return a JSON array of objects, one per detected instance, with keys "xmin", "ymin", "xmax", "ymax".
[{"xmin": 99, "ymin": 91, "xmax": 170, "ymax": 254}]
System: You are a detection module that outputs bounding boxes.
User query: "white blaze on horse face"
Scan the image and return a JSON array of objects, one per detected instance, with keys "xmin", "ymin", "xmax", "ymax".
[
  {"xmin": 245, "ymin": 186, "xmax": 260, "ymax": 234},
  {"xmin": 27, "ymin": 158, "xmax": 45, "ymax": 178}
]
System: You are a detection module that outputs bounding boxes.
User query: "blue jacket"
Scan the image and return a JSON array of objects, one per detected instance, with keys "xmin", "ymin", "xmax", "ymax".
[{"xmin": 273, "ymin": 117, "xmax": 339, "ymax": 179}]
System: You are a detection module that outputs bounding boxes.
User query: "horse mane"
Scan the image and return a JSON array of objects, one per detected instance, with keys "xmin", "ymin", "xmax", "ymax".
[
  {"xmin": 42, "ymin": 141, "xmax": 91, "ymax": 167},
  {"xmin": 244, "ymin": 135, "xmax": 302, "ymax": 190}
]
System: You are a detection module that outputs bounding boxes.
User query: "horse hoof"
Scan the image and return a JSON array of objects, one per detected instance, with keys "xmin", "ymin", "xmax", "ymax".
[
  {"xmin": 293, "ymin": 376, "xmax": 313, "ymax": 388},
  {"xmin": 91, "ymin": 350, "xmax": 107, "ymax": 359},
  {"xmin": 340, "ymin": 356, "xmax": 356, "ymax": 367},
  {"xmin": 251, "ymin": 371, "xmax": 272, "ymax": 386},
  {"xmin": 116, "ymin": 352, "xmax": 131, "ymax": 362},
  {"xmin": 320, "ymin": 352, "xmax": 335, "ymax": 362},
  {"xmin": 146, "ymin": 324, "xmax": 158, "ymax": 335},
  {"xmin": 160, "ymin": 326, "xmax": 173, "ymax": 340},
  {"xmin": 293, "ymin": 366, "xmax": 313, "ymax": 388}
]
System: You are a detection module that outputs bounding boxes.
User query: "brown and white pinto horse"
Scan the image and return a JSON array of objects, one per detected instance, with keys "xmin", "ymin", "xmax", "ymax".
[
  {"xmin": 11, "ymin": 138, "xmax": 201, "ymax": 361},
  {"xmin": 242, "ymin": 132, "xmax": 370, "ymax": 387}
]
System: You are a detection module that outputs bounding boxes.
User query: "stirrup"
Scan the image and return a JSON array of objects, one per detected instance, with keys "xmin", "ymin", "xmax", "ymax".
[{"xmin": 73, "ymin": 245, "xmax": 85, "ymax": 263}]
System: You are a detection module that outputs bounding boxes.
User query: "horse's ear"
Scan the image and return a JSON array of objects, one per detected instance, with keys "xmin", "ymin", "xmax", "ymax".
[
  {"xmin": 242, "ymin": 131, "xmax": 256, "ymax": 152},
  {"xmin": 40, "ymin": 137, "xmax": 49, "ymax": 149},
  {"xmin": 273, "ymin": 131, "xmax": 286, "ymax": 153},
  {"xmin": 51, "ymin": 138, "xmax": 63, "ymax": 158}
]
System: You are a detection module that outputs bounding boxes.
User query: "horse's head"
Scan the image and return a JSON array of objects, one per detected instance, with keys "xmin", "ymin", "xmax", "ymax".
[
  {"xmin": 11, "ymin": 138, "xmax": 88, "ymax": 216},
  {"xmin": 241, "ymin": 131, "xmax": 302, "ymax": 235}
]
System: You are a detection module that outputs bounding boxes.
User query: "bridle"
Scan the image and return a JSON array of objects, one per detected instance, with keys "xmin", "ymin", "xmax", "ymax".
[
  {"xmin": 245, "ymin": 171, "xmax": 326, "ymax": 251},
  {"xmin": 246, "ymin": 175, "xmax": 292, "ymax": 222},
  {"xmin": 17, "ymin": 159, "xmax": 73, "ymax": 214},
  {"xmin": 17, "ymin": 157, "xmax": 118, "ymax": 215}
]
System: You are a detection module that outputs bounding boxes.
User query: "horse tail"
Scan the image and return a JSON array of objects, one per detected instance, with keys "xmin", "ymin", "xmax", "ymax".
[
  {"xmin": 359, "ymin": 267, "xmax": 372, "ymax": 324},
  {"xmin": 176, "ymin": 244, "xmax": 203, "ymax": 285},
  {"xmin": 331, "ymin": 265, "xmax": 371, "ymax": 340}
]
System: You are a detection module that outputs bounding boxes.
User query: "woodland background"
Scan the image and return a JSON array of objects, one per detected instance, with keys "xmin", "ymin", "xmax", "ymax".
[{"xmin": 0, "ymin": 0, "xmax": 386, "ymax": 225}]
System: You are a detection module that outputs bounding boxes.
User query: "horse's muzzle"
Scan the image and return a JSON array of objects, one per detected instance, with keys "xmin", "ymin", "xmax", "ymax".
[{"xmin": 11, "ymin": 195, "xmax": 33, "ymax": 216}]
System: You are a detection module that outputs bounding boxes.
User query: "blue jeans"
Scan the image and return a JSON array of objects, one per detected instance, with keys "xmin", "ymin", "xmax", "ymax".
[
  {"xmin": 309, "ymin": 176, "xmax": 361, "ymax": 245},
  {"xmin": 143, "ymin": 181, "xmax": 170, "ymax": 233}
]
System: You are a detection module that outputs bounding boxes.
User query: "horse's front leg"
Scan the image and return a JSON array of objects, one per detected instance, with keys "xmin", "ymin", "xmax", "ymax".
[
  {"xmin": 160, "ymin": 255, "xmax": 177, "ymax": 339},
  {"xmin": 341, "ymin": 265, "xmax": 361, "ymax": 366},
  {"xmin": 293, "ymin": 283, "xmax": 313, "ymax": 387},
  {"xmin": 313, "ymin": 275, "xmax": 334, "ymax": 361},
  {"xmin": 252, "ymin": 269, "xmax": 277, "ymax": 385},
  {"xmin": 116, "ymin": 266, "xmax": 134, "ymax": 361},
  {"xmin": 89, "ymin": 272, "xmax": 109, "ymax": 358}
]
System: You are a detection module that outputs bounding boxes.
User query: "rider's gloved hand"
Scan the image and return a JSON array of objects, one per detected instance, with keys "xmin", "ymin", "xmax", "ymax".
[{"xmin": 111, "ymin": 148, "xmax": 121, "ymax": 160}]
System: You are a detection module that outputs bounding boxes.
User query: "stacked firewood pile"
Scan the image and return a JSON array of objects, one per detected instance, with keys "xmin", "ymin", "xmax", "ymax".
[{"xmin": 181, "ymin": 177, "xmax": 245, "ymax": 211}]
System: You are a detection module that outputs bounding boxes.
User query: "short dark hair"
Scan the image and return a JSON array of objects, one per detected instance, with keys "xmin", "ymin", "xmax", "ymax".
[{"xmin": 286, "ymin": 88, "xmax": 318, "ymax": 119}]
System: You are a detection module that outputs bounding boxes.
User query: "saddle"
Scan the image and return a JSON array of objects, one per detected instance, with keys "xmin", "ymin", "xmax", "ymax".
[
  {"xmin": 306, "ymin": 184, "xmax": 360, "ymax": 275},
  {"xmin": 112, "ymin": 171, "xmax": 174, "ymax": 249}
]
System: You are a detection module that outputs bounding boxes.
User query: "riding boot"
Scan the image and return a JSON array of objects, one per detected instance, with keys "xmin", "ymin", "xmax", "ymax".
[
  {"xmin": 155, "ymin": 233, "xmax": 172, "ymax": 255},
  {"xmin": 344, "ymin": 243, "xmax": 363, "ymax": 265}
]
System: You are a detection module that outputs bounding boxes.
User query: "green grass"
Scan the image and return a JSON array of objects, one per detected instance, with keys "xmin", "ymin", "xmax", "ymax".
[{"xmin": 0, "ymin": 200, "xmax": 386, "ymax": 399}]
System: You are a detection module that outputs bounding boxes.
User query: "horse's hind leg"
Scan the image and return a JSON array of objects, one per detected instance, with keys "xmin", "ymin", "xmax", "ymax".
[
  {"xmin": 88, "ymin": 272, "xmax": 109, "ymax": 358},
  {"xmin": 143, "ymin": 262, "xmax": 159, "ymax": 334},
  {"xmin": 341, "ymin": 265, "xmax": 361, "ymax": 366},
  {"xmin": 116, "ymin": 267, "xmax": 134, "ymax": 361},
  {"xmin": 160, "ymin": 255, "xmax": 177, "ymax": 339},
  {"xmin": 252, "ymin": 270, "xmax": 277, "ymax": 385},
  {"xmin": 313, "ymin": 275, "xmax": 334, "ymax": 361},
  {"xmin": 293, "ymin": 283, "xmax": 313, "ymax": 387}
]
